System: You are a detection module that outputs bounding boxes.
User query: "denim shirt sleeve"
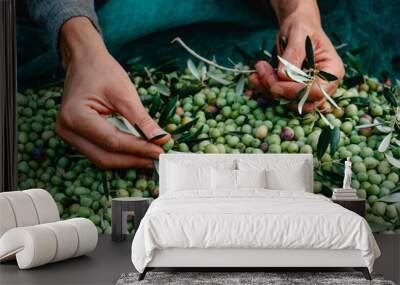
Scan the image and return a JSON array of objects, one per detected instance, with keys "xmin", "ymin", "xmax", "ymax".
[{"xmin": 26, "ymin": 0, "xmax": 101, "ymax": 49}]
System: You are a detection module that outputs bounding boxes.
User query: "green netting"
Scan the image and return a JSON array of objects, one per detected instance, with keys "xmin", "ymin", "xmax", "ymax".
[{"xmin": 17, "ymin": 0, "xmax": 400, "ymax": 88}]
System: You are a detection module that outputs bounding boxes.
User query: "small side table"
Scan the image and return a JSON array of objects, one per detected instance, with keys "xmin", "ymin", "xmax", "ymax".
[
  {"xmin": 112, "ymin": 197, "xmax": 151, "ymax": 242},
  {"xmin": 331, "ymin": 198, "xmax": 366, "ymax": 217}
]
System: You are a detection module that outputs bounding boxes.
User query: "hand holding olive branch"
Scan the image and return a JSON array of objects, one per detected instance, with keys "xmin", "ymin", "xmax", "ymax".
[{"xmin": 250, "ymin": 1, "xmax": 345, "ymax": 114}]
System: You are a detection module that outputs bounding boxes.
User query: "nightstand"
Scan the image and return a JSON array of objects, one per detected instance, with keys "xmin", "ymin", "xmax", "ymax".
[
  {"xmin": 331, "ymin": 198, "xmax": 366, "ymax": 217},
  {"xmin": 111, "ymin": 197, "xmax": 151, "ymax": 242}
]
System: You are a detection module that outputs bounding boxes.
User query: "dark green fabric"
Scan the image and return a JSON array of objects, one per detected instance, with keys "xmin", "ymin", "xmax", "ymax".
[{"xmin": 17, "ymin": 0, "xmax": 400, "ymax": 88}]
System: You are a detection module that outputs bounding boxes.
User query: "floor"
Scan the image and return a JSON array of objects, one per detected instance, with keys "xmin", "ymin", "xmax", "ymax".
[
  {"xmin": 0, "ymin": 235, "xmax": 134, "ymax": 285},
  {"xmin": 1, "ymin": 234, "xmax": 398, "ymax": 285}
]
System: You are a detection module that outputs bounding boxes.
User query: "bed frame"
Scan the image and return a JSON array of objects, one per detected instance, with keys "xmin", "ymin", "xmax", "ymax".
[
  {"xmin": 139, "ymin": 248, "xmax": 371, "ymax": 280},
  {"xmin": 139, "ymin": 154, "xmax": 371, "ymax": 281}
]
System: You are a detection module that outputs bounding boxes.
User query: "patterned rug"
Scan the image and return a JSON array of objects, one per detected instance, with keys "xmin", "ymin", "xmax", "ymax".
[{"xmin": 117, "ymin": 271, "xmax": 395, "ymax": 285}]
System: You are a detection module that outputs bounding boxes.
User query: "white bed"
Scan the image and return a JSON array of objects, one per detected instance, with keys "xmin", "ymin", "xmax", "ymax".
[{"xmin": 131, "ymin": 154, "xmax": 380, "ymax": 280}]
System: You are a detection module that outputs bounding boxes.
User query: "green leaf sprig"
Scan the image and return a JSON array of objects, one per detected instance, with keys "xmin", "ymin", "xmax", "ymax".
[{"xmin": 277, "ymin": 35, "xmax": 341, "ymax": 117}]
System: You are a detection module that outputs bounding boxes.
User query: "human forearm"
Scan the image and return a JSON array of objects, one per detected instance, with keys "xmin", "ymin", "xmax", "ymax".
[{"xmin": 270, "ymin": 0, "xmax": 320, "ymax": 26}]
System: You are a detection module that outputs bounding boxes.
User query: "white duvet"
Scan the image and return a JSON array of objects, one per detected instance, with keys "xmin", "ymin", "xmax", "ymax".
[{"xmin": 131, "ymin": 190, "xmax": 380, "ymax": 273}]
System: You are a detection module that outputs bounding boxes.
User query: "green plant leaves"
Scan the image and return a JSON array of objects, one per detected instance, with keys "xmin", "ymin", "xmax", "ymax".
[
  {"xmin": 297, "ymin": 84, "xmax": 311, "ymax": 114},
  {"xmin": 305, "ymin": 36, "xmax": 314, "ymax": 69},
  {"xmin": 317, "ymin": 126, "xmax": 341, "ymax": 160},
  {"xmin": 149, "ymin": 95, "xmax": 161, "ymax": 117},
  {"xmin": 158, "ymin": 96, "xmax": 178, "ymax": 127},
  {"xmin": 171, "ymin": 117, "xmax": 199, "ymax": 135},
  {"xmin": 107, "ymin": 116, "xmax": 141, "ymax": 137},
  {"xmin": 318, "ymin": 84, "xmax": 341, "ymax": 110},
  {"xmin": 318, "ymin": 70, "xmax": 338, "ymax": 82},
  {"xmin": 187, "ymin": 59, "xmax": 200, "ymax": 81},
  {"xmin": 383, "ymin": 87, "xmax": 398, "ymax": 107},
  {"xmin": 176, "ymin": 126, "xmax": 204, "ymax": 143},
  {"xmin": 378, "ymin": 133, "xmax": 392, "ymax": 152},
  {"xmin": 385, "ymin": 154, "xmax": 400, "ymax": 169},
  {"xmin": 330, "ymin": 127, "xmax": 340, "ymax": 156},
  {"xmin": 345, "ymin": 52, "xmax": 363, "ymax": 74},
  {"xmin": 317, "ymin": 126, "xmax": 331, "ymax": 160},
  {"xmin": 235, "ymin": 76, "xmax": 245, "ymax": 96},
  {"xmin": 278, "ymin": 56, "xmax": 311, "ymax": 83},
  {"xmin": 207, "ymin": 72, "xmax": 231, "ymax": 85},
  {"xmin": 379, "ymin": 192, "xmax": 400, "ymax": 203},
  {"xmin": 154, "ymin": 83, "xmax": 170, "ymax": 96}
]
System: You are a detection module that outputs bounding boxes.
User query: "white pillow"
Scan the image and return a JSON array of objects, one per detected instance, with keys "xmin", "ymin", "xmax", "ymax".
[
  {"xmin": 236, "ymin": 169, "xmax": 267, "ymax": 189},
  {"xmin": 167, "ymin": 163, "xmax": 211, "ymax": 191},
  {"xmin": 212, "ymin": 168, "xmax": 237, "ymax": 190},
  {"xmin": 237, "ymin": 159, "xmax": 308, "ymax": 191},
  {"xmin": 266, "ymin": 166, "xmax": 307, "ymax": 191}
]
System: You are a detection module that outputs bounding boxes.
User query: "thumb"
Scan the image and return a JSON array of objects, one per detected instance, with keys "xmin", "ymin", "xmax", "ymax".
[
  {"xmin": 277, "ymin": 34, "xmax": 307, "ymax": 81},
  {"xmin": 113, "ymin": 87, "xmax": 170, "ymax": 145}
]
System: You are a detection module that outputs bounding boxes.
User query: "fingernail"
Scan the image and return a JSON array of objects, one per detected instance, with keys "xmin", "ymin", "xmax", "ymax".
[
  {"xmin": 256, "ymin": 62, "xmax": 267, "ymax": 75},
  {"xmin": 148, "ymin": 126, "xmax": 168, "ymax": 140},
  {"xmin": 149, "ymin": 133, "xmax": 167, "ymax": 142},
  {"xmin": 271, "ymin": 85, "xmax": 284, "ymax": 96}
]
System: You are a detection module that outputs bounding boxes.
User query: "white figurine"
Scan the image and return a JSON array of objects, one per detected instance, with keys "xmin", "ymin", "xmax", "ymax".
[{"xmin": 343, "ymin": 157, "xmax": 352, "ymax": 189}]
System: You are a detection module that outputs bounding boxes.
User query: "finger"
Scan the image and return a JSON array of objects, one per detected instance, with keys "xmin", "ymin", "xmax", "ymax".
[
  {"xmin": 249, "ymin": 73, "xmax": 268, "ymax": 94},
  {"xmin": 110, "ymin": 84, "xmax": 170, "ymax": 145},
  {"xmin": 58, "ymin": 106, "xmax": 164, "ymax": 159},
  {"xmin": 288, "ymin": 102, "xmax": 315, "ymax": 114},
  {"xmin": 55, "ymin": 122, "xmax": 155, "ymax": 169},
  {"xmin": 277, "ymin": 33, "xmax": 307, "ymax": 80},
  {"xmin": 255, "ymin": 61, "xmax": 278, "ymax": 90},
  {"xmin": 270, "ymin": 81, "xmax": 324, "ymax": 102}
]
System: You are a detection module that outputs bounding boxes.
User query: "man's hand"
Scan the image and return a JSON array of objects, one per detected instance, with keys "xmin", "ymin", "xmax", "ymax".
[
  {"xmin": 250, "ymin": 0, "xmax": 345, "ymax": 113},
  {"xmin": 56, "ymin": 17, "xmax": 170, "ymax": 169}
]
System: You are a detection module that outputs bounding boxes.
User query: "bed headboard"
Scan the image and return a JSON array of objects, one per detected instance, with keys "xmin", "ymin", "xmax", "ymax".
[{"xmin": 159, "ymin": 154, "xmax": 314, "ymax": 195}]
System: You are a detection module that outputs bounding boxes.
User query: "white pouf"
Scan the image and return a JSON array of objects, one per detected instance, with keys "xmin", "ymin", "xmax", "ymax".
[
  {"xmin": 0, "ymin": 189, "xmax": 98, "ymax": 269},
  {"xmin": 24, "ymin": 189, "xmax": 60, "ymax": 223},
  {"xmin": 0, "ymin": 196, "xmax": 17, "ymax": 237}
]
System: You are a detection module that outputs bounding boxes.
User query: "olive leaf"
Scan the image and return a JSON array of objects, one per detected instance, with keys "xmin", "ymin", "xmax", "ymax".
[
  {"xmin": 318, "ymin": 70, "xmax": 338, "ymax": 82},
  {"xmin": 318, "ymin": 84, "xmax": 341, "ymax": 110},
  {"xmin": 171, "ymin": 117, "xmax": 199, "ymax": 135},
  {"xmin": 187, "ymin": 59, "xmax": 201, "ymax": 81},
  {"xmin": 383, "ymin": 87, "xmax": 398, "ymax": 107},
  {"xmin": 345, "ymin": 52, "xmax": 363, "ymax": 74},
  {"xmin": 379, "ymin": 192, "xmax": 400, "ymax": 203},
  {"xmin": 154, "ymin": 160, "xmax": 159, "ymax": 173},
  {"xmin": 107, "ymin": 116, "xmax": 141, "ymax": 137},
  {"xmin": 277, "ymin": 56, "xmax": 311, "ymax": 82},
  {"xmin": 235, "ymin": 76, "xmax": 245, "ymax": 96},
  {"xmin": 154, "ymin": 83, "xmax": 171, "ymax": 96},
  {"xmin": 316, "ymin": 110, "xmax": 334, "ymax": 129},
  {"xmin": 149, "ymin": 95, "xmax": 161, "ymax": 117},
  {"xmin": 279, "ymin": 98, "xmax": 291, "ymax": 105},
  {"xmin": 158, "ymin": 96, "xmax": 178, "ymax": 127},
  {"xmin": 176, "ymin": 126, "xmax": 204, "ymax": 143},
  {"xmin": 305, "ymin": 36, "xmax": 314, "ymax": 69},
  {"xmin": 199, "ymin": 63, "xmax": 207, "ymax": 82},
  {"xmin": 120, "ymin": 117, "xmax": 142, "ymax": 137},
  {"xmin": 297, "ymin": 84, "xmax": 312, "ymax": 114},
  {"xmin": 393, "ymin": 138, "xmax": 400, "ymax": 147},
  {"xmin": 317, "ymin": 126, "xmax": 332, "ymax": 160},
  {"xmin": 385, "ymin": 154, "xmax": 400, "ymax": 168},
  {"xmin": 378, "ymin": 133, "xmax": 392, "ymax": 152},
  {"xmin": 355, "ymin": 122, "xmax": 383, "ymax": 129},
  {"xmin": 207, "ymin": 72, "xmax": 231, "ymax": 85},
  {"xmin": 330, "ymin": 127, "xmax": 340, "ymax": 156}
]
